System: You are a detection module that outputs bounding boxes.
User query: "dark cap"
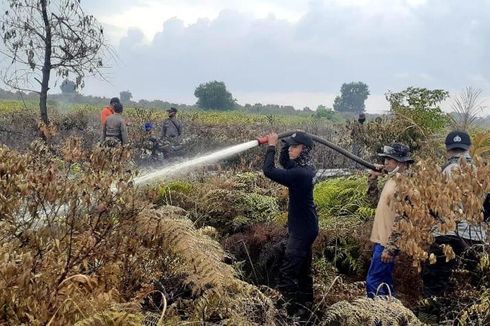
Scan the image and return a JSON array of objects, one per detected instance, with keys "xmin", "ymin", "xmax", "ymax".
[
  {"xmin": 358, "ymin": 113, "xmax": 366, "ymax": 119},
  {"xmin": 445, "ymin": 130, "xmax": 471, "ymax": 150},
  {"xmin": 110, "ymin": 97, "xmax": 120, "ymax": 105},
  {"xmin": 283, "ymin": 131, "xmax": 314, "ymax": 147},
  {"xmin": 378, "ymin": 143, "xmax": 414, "ymax": 163},
  {"xmin": 167, "ymin": 107, "xmax": 178, "ymax": 113}
]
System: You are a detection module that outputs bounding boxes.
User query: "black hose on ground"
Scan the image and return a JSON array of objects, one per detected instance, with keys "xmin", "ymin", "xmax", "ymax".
[{"xmin": 275, "ymin": 131, "xmax": 380, "ymax": 171}]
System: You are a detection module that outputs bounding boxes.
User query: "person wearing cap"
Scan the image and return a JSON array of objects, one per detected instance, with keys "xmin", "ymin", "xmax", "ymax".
[
  {"xmin": 102, "ymin": 102, "xmax": 128, "ymax": 146},
  {"xmin": 365, "ymin": 143, "xmax": 414, "ymax": 298},
  {"xmin": 421, "ymin": 130, "xmax": 487, "ymax": 298},
  {"xmin": 161, "ymin": 107, "xmax": 182, "ymax": 144},
  {"xmin": 101, "ymin": 97, "xmax": 120, "ymax": 126},
  {"xmin": 262, "ymin": 131, "xmax": 318, "ymax": 317}
]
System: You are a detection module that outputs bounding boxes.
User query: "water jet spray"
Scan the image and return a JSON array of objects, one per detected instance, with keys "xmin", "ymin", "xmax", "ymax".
[{"xmin": 131, "ymin": 130, "xmax": 379, "ymax": 186}]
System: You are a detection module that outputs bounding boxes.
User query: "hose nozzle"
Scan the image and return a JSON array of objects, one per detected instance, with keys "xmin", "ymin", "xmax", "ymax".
[{"xmin": 257, "ymin": 135, "xmax": 269, "ymax": 145}]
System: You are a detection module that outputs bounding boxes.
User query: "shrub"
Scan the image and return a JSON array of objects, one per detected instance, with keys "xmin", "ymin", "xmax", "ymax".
[
  {"xmin": 157, "ymin": 180, "xmax": 194, "ymax": 199},
  {"xmin": 392, "ymin": 158, "xmax": 490, "ymax": 267},
  {"xmin": 223, "ymin": 223, "xmax": 287, "ymax": 286},
  {"xmin": 311, "ymin": 177, "xmax": 375, "ymax": 277},
  {"xmin": 314, "ymin": 176, "xmax": 375, "ymax": 223},
  {"xmin": 238, "ymin": 192, "xmax": 279, "ymax": 222},
  {"xmin": 321, "ymin": 296, "xmax": 423, "ymax": 325},
  {"xmin": 0, "ymin": 141, "xmax": 286, "ymax": 325},
  {"xmin": 197, "ymin": 189, "xmax": 279, "ymax": 234}
]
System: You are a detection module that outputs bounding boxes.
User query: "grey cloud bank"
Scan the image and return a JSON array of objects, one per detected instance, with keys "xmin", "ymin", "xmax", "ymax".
[{"xmin": 81, "ymin": 0, "xmax": 490, "ymax": 112}]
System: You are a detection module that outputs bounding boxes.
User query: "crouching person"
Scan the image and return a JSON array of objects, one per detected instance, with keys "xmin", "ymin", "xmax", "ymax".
[
  {"xmin": 262, "ymin": 131, "xmax": 319, "ymax": 317},
  {"xmin": 366, "ymin": 143, "xmax": 414, "ymax": 298},
  {"xmin": 102, "ymin": 102, "xmax": 128, "ymax": 147}
]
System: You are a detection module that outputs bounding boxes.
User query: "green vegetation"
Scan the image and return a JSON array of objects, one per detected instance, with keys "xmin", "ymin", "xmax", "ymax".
[
  {"xmin": 194, "ymin": 80, "xmax": 236, "ymax": 110},
  {"xmin": 314, "ymin": 176, "xmax": 375, "ymax": 222},
  {"xmin": 0, "ymin": 94, "xmax": 488, "ymax": 325},
  {"xmin": 0, "ymin": 99, "xmax": 343, "ymax": 126},
  {"xmin": 386, "ymin": 87, "xmax": 450, "ymax": 136},
  {"xmin": 333, "ymin": 81, "xmax": 370, "ymax": 113}
]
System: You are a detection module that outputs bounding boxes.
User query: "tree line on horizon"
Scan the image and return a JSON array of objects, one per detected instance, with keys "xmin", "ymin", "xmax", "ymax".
[
  {"xmin": 1, "ymin": 0, "xmax": 487, "ymax": 125},
  {"xmin": 0, "ymin": 79, "xmax": 372, "ymax": 116}
]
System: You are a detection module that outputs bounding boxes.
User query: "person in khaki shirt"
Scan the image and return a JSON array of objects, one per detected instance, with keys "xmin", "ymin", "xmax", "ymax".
[{"xmin": 365, "ymin": 143, "xmax": 414, "ymax": 298}]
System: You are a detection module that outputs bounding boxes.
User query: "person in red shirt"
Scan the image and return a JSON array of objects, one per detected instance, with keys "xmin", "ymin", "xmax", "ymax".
[{"xmin": 101, "ymin": 97, "xmax": 120, "ymax": 126}]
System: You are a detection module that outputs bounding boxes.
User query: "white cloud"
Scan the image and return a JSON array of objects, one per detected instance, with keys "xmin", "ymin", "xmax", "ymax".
[{"xmin": 90, "ymin": 0, "xmax": 308, "ymax": 43}]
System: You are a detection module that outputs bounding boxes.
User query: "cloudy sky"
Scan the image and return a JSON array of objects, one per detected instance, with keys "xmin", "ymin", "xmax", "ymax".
[{"xmin": 7, "ymin": 0, "xmax": 490, "ymax": 113}]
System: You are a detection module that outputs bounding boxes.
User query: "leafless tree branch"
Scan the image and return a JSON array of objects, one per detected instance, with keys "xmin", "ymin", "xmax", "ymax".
[
  {"xmin": 450, "ymin": 87, "xmax": 486, "ymax": 131},
  {"xmin": 1, "ymin": 0, "xmax": 108, "ymax": 124}
]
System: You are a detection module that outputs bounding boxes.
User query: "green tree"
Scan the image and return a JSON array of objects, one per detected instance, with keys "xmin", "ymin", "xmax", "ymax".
[
  {"xmin": 1, "ymin": 0, "xmax": 106, "ymax": 124},
  {"xmin": 315, "ymin": 106, "xmax": 334, "ymax": 119},
  {"xmin": 333, "ymin": 82, "xmax": 370, "ymax": 113},
  {"xmin": 361, "ymin": 87, "xmax": 450, "ymax": 158},
  {"xmin": 386, "ymin": 87, "xmax": 449, "ymax": 135},
  {"xmin": 120, "ymin": 90, "xmax": 133, "ymax": 102},
  {"xmin": 194, "ymin": 81, "xmax": 236, "ymax": 110},
  {"xmin": 60, "ymin": 79, "xmax": 76, "ymax": 95}
]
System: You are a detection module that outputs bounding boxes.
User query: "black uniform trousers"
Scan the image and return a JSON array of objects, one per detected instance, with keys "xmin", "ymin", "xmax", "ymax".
[
  {"xmin": 277, "ymin": 236, "xmax": 314, "ymax": 312},
  {"xmin": 422, "ymin": 235, "xmax": 484, "ymax": 297}
]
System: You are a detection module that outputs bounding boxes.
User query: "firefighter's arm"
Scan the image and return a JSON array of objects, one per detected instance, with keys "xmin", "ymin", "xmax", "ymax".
[
  {"xmin": 121, "ymin": 122, "xmax": 129, "ymax": 145},
  {"xmin": 177, "ymin": 121, "xmax": 182, "ymax": 136},
  {"xmin": 262, "ymin": 133, "xmax": 298, "ymax": 187},
  {"xmin": 263, "ymin": 146, "xmax": 298, "ymax": 187},
  {"xmin": 161, "ymin": 121, "xmax": 167, "ymax": 139},
  {"xmin": 102, "ymin": 122, "xmax": 107, "ymax": 141},
  {"xmin": 367, "ymin": 167, "xmax": 383, "ymax": 206},
  {"xmin": 279, "ymin": 143, "xmax": 295, "ymax": 169}
]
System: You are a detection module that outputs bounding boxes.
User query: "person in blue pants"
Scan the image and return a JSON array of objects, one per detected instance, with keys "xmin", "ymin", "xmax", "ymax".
[
  {"xmin": 365, "ymin": 143, "xmax": 414, "ymax": 298},
  {"xmin": 366, "ymin": 243, "xmax": 396, "ymax": 297}
]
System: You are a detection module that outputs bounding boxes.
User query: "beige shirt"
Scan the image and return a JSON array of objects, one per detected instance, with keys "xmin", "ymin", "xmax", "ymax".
[{"xmin": 370, "ymin": 178, "xmax": 397, "ymax": 245}]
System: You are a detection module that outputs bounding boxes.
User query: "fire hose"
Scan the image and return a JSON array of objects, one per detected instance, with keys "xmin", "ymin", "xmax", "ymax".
[{"xmin": 257, "ymin": 131, "xmax": 380, "ymax": 171}]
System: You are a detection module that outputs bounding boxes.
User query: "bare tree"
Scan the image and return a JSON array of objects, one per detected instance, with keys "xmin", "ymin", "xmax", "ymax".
[
  {"xmin": 1, "ymin": 0, "xmax": 107, "ymax": 124},
  {"xmin": 450, "ymin": 87, "xmax": 486, "ymax": 131}
]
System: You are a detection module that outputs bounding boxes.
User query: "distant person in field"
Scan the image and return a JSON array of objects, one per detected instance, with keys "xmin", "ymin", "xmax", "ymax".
[
  {"xmin": 422, "ymin": 131, "xmax": 488, "ymax": 298},
  {"xmin": 144, "ymin": 122, "xmax": 154, "ymax": 133},
  {"xmin": 365, "ymin": 143, "xmax": 414, "ymax": 298},
  {"xmin": 102, "ymin": 102, "xmax": 128, "ymax": 146},
  {"xmin": 262, "ymin": 131, "xmax": 318, "ymax": 318},
  {"xmin": 161, "ymin": 107, "xmax": 182, "ymax": 144},
  {"xmin": 101, "ymin": 97, "xmax": 120, "ymax": 126},
  {"xmin": 351, "ymin": 112, "xmax": 366, "ymax": 168}
]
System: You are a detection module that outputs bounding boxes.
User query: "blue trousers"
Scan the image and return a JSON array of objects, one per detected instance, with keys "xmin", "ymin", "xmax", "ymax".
[{"xmin": 366, "ymin": 243, "xmax": 395, "ymax": 298}]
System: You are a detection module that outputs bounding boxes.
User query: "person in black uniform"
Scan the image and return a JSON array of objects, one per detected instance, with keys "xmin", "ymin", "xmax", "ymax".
[{"xmin": 262, "ymin": 131, "xmax": 319, "ymax": 317}]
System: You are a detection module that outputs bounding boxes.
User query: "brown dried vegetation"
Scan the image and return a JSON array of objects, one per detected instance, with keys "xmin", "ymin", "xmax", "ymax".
[
  {"xmin": 392, "ymin": 158, "xmax": 490, "ymax": 268},
  {"xmin": 0, "ymin": 139, "xmax": 284, "ymax": 325},
  {"xmin": 2, "ymin": 106, "xmax": 489, "ymax": 325}
]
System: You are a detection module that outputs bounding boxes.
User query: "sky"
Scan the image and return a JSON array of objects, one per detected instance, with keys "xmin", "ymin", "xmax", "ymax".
[{"xmin": 3, "ymin": 0, "xmax": 490, "ymax": 113}]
